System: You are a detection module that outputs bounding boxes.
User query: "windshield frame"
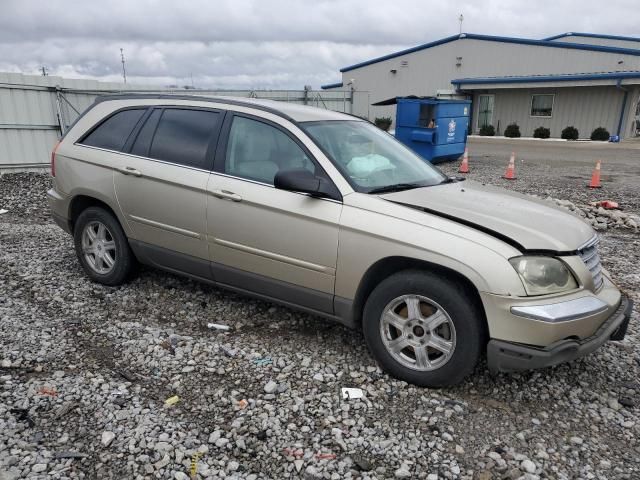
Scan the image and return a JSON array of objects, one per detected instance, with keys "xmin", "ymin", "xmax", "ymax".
[{"xmin": 299, "ymin": 119, "xmax": 448, "ymax": 194}]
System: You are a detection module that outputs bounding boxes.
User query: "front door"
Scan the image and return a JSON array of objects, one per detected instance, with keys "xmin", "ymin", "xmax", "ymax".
[
  {"xmin": 114, "ymin": 107, "xmax": 223, "ymax": 275},
  {"xmin": 477, "ymin": 94, "xmax": 494, "ymax": 132},
  {"xmin": 206, "ymin": 113, "xmax": 342, "ymax": 313}
]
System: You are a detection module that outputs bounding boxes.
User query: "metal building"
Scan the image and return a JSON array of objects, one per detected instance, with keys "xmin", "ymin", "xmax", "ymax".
[{"xmin": 322, "ymin": 32, "xmax": 640, "ymax": 140}]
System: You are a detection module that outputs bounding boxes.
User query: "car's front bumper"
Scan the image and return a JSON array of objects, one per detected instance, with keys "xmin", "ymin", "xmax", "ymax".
[{"xmin": 487, "ymin": 294, "xmax": 633, "ymax": 372}]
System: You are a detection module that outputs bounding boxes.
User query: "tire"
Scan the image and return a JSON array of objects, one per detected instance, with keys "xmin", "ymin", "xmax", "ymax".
[
  {"xmin": 362, "ymin": 270, "xmax": 484, "ymax": 387},
  {"xmin": 73, "ymin": 206, "xmax": 135, "ymax": 286}
]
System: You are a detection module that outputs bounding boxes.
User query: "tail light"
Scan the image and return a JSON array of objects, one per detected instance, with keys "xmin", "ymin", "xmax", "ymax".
[{"xmin": 51, "ymin": 140, "xmax": 61, "ymax": 177}]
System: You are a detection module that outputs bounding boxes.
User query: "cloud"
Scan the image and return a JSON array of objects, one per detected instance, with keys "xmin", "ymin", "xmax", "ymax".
[{"xmin": 1, "ymin": 0, "xmax": 639, "ymax": 88}]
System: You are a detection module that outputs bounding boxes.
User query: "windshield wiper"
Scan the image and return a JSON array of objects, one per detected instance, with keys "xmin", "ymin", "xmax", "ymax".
[
  {"xmin": 367, "ymin": 183, "xmax": 426, "ymax": 194},
  {"xmin": 439, "ymin": 176, "xmax": 466, "ymax": 184}
]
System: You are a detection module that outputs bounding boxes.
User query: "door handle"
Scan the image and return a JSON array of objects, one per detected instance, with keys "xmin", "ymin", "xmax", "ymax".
[
  {"xmin": 211, "ymin": 189, "xmax": 242, "ymax": 202},
  {"xmin": 116, "ymin": 166, "xmax": 142, "ymax": 177}
]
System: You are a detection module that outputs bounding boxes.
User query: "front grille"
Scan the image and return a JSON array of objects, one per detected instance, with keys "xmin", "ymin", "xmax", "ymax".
[{"xmin": 578, "ymin": 236, "xmax": 603, "ymax": 290}]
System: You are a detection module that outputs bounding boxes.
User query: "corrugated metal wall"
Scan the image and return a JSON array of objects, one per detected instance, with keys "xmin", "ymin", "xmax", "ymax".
[
  {"xmin": 0, "ymin": 72, "xmax": 353, "ymax": 171},
  {"xmin": 470, "ymin": 86, "xmax": 627, "ymax": 139}
]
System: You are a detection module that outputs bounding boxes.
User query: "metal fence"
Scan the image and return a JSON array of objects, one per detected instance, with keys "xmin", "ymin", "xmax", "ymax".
[{"xmin": 0, "ymin": 72, "xmax": 355, "ymax": 172}]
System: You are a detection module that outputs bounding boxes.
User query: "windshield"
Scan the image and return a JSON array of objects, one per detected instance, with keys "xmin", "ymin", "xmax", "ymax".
[{"xmin": 302, "ymin": 120, "xmax": 447, "ymax": 193}]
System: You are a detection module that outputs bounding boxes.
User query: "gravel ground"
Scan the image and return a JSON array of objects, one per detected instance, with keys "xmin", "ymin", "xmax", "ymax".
[{"xmin": 1, "ymin": 169, "xmax": 639, "ymax": 480}]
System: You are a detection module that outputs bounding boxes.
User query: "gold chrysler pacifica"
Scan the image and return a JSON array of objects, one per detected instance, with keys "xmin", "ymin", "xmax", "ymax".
[{"xmin": 48, "ymin": 95, "xmax": 633, "ymax": 386}]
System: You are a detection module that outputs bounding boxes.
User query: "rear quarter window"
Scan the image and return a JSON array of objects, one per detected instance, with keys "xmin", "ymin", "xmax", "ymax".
[{"xmin": 80, "ymin": 108, "xmax": 146, "ymax": 151}]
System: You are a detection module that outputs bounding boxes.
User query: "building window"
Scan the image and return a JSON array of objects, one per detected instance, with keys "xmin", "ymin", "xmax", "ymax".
[{"xmin": 531, "ymin": 94, "xmax": 554, "ymax": 117}]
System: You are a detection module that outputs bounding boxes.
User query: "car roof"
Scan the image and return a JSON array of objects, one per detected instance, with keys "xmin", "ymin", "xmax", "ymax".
[{"xmin": 93, "ymin": 93, "xmax": 356, "ymax": 123}]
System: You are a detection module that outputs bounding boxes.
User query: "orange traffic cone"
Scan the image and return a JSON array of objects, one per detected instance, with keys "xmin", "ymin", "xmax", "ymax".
[
  {"xmin": 503, "ymin": 152, "xmax": 516, "ymax": 180},
  {"xmin": 588, "ymin": 160, "xmax": 602, "ymax": 188},
  {"xmin": 458, "ymin": 147, "xmax": 470, "ymax": 173}
]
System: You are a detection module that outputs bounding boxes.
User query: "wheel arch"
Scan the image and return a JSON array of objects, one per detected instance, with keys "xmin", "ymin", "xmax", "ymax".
[
  {"xmin": 349, "ymin": 256, "xmax": 488, "ymax": 335},
  {"xmin": 68, "ymin": 195, "xmax": 125, "ymax": 234}
]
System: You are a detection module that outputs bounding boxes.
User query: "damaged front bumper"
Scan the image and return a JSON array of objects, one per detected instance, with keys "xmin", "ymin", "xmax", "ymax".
[{"xmin": 487, "ymin": 294, "xmax": 633, "ymax": 372}]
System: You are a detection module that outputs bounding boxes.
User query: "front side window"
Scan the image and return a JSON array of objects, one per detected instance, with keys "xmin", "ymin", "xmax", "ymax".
[
  {"xmin": 225, "ymin": 116, "xmax": 315, "ymax": 184},
  {"xmin": 531, "ymin": 94, "xmax": 554, "ymax": 117},
  {"xmin": 148, "ymin": 109, "xmax": 220, "ymax": 169},
  {"xmin": 81, "ymin": 109, "xmax": 145, "ymax": 151},
  {"xmin": 302, "ymin": 120, "xmax": 447, "ymax": 193}
]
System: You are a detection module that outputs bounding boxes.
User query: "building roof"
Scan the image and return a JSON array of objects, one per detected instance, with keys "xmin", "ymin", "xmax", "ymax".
[
  {"xmin": 543, "ymin": 32, "xmax": 640, "ymax": 43},
  {"xmin": 339, "ymin": 33, "xmax": 640, "ymax": 73},
  {"xmin": 320, "ymin": 81, "xmax": 343, "ymax": 90},
  {"xmin": 451, "ymin": 71, "xmax": 640, "ymax": 88}
]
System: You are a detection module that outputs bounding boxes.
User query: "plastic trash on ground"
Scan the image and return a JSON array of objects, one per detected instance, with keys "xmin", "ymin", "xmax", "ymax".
[
  {"xmin": 591, "ymin": 200, "xmax": 619, "ymax": 209},
  {"xmin": 207, "ymin": 323, "xmax": 230, "ymax": 331},
  {"xmin": 0, "ymin": 209, "xmax": 8, "ymax": 214},
  {"xmin": 341, "ymin": 387, "xmax": 364, "ymax": 400},
  {"xmin": 164, "ymin": 395, "xmax": 180, "ymax": 406}
]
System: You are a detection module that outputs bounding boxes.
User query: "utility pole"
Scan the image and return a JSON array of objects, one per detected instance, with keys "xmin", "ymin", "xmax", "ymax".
[
  {"xmin": 41, "ymin": 66, "xmax": 48, "ymax": 76},
  {"xmin": 458, "ymin": 14, "xmax": 464, "ymax": 35},
  {"xmin": 120, "ymin": 48, "xmax": 127, "ymax": 84}
]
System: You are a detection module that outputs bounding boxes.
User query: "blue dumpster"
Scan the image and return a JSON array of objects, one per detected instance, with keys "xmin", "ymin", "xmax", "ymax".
[{"xmin": 373, "ymin": 96, "xmax": 471, "ymax": 163}]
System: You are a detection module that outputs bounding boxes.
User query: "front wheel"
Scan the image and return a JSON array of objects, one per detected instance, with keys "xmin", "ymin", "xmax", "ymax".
[{"xmin": 362, "ymin": 270, "xmax": 484, "ymax": 387}]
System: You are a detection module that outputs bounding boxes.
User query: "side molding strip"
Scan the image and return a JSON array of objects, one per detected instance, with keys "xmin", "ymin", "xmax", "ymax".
[
  {"xmin": 129, "ymin": 215, "xmax": 201, "ymax": 239},
  {"xmin": 212, "ymin": 237, "xmax": 334, "ymax": 274}
]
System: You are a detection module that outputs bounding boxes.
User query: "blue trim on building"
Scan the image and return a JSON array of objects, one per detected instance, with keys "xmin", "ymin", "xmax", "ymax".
[
  {"xmin": 339, "ymin": 33, "xmax": 640, "ymax": 73},
  {"xmin": 320, "ymin": 82, "xmax": 343, "ymax": 90},
  {"xmin": 543, "ymin": 32, "xmax": 640, "ymax": 43},
  {"xmin": 451, "ymin": 71, "xmax": 640, "ymax": 86}
]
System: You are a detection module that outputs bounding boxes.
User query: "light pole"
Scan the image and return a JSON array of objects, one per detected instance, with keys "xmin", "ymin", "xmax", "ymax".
[{"xmin": 120, "ymin": 48, "xmax": 127, "ymax": 84}]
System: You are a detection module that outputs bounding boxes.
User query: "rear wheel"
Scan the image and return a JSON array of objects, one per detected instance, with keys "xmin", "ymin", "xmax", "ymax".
[
  {"xmin": 73, "ymin": 207, "xmax": 134, "ymax": 286},
  {"xmin": 363, "ymin": 270, "xmax": 483, "ymax": 387}
]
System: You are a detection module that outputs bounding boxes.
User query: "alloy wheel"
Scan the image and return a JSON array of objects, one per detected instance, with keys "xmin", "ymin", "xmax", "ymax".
[
  {"xmin": 81, "ymin": 221, "xmax": 117, "ymax": 275},
  {"xmin": 380, "ymin": 294, "xmax": 457, "ymax": 371}
]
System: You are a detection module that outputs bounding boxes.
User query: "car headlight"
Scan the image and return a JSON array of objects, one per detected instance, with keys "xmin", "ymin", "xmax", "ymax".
[{"xmin": 509, "ymin": 256, "xmax": 578, "ymax": 296}]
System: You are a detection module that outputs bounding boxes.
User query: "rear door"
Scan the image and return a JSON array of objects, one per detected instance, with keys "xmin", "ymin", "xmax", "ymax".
[{"xmin": 113, "ymin": 107, "xmax": 224, "ymax": 277}]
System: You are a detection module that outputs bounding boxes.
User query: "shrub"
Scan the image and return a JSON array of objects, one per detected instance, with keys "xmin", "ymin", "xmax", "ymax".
[
  {"xmin": 533, "ymin": 126, "xmax": 550, "ymax": 139},
  {"xmin": 561, "ymin": 126, "xmax": 579, "ymax": 140},
  {"xmin": 479, "ymin": 124, "xmax": 495, "ymax": 136},
  {"xmin": 504, "ymin": 123, "xmax": 521, "ymax": 138},
  {"xmin": 374, "ymin": 116, "xmax": 392, "ymax": 131},
  {"xmin": 590, "ymin": 127, "xmax": 610, "ymax": 141}
]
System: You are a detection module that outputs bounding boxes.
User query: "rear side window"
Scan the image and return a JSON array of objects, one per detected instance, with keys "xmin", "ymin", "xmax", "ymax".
[
  {"xmin": 148, "ymin": 109, "xmax": 220, "ymax": 169},
  {"xmin": 130, "ymin": 109, "xmax": 161, "ymax": 157},
  {"xmin": 81, "ymin": 109, "xmax": 145, "ymax": 151}
]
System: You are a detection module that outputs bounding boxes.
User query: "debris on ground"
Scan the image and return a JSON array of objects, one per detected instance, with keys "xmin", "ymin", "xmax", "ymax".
[
  {"xmin": 36, "ymin": 386, "xmax": 57, "ymax": 397},
  {"xmin": 341, "ymin": 387, "xmax": 364, "ymax": 399},
  {"xmin": 252, "ymin": 356, "xmax": 273, "ymax": 366},
  {"xmin": 207, "ymin": 322, "xmax": 230, "ymax": 331},
  {"xmin": 0, "ymin": 208, "xmax": 8, "ymax": 214},
  {"xmin": 592, "ymin": 200, "xmax": 620, "ymax": 209},
  {"xmin": 164, "ymin": 395, "xmax": 180, "ymax": 406}
]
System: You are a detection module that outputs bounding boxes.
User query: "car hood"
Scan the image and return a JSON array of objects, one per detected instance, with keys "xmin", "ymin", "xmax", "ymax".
[{"xmin": 380, "ymin": 180, "xmax": 594, "ymax": 252}]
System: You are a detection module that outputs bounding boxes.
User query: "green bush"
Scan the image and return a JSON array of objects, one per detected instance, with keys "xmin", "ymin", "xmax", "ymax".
[
  {"xmin": 374, "ymin": 116, "xmax": 392, "ymax": 131},
  {"xmin": 504, "ymin": 123, "xmax": 521, "ymax": 138},
  {"xmin": 533, "ymin": 126, "xmax": 550, "ymax": 139},
  {"xmin": 590, "ymin": 127, "xmax": 610, "ymax": 141},
  {"xmin": 479, "ymin": 124, "xmax": 495, "ymax": 136},
  {"xmin": 561, "ymin": 126, "xmax": 579, "ymax": 140}
]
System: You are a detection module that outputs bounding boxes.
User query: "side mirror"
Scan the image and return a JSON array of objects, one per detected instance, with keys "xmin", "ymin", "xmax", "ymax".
[{"xmin": 274, "ymin": 169, "xmax": 341, "ymax": 201}]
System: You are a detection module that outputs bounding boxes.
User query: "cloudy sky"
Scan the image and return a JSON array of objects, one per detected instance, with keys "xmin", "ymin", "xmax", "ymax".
[{"xmin": 1, "ymin": 0, "xmax": 639, "ymax": 89}]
